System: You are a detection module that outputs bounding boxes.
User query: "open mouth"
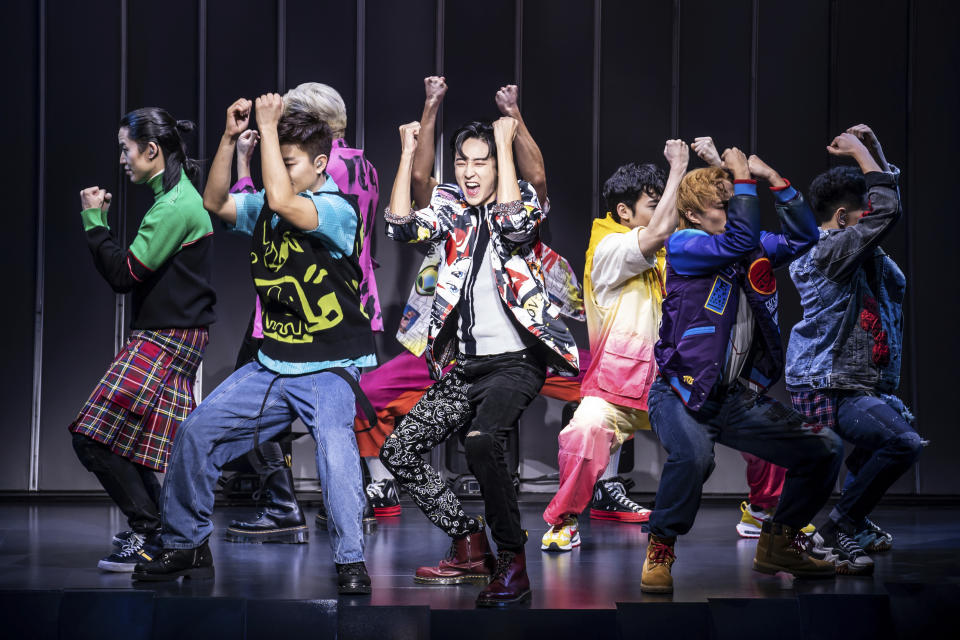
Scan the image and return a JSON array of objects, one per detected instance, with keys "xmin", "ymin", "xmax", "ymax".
[{"xmin": 465, "ymin": 182, "xmax": 481, "ymax": 199}]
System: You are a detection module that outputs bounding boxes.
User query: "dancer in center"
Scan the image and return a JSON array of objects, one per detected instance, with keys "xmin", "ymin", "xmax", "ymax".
[
  {"xmin": 380, "ymin": 118, "xmax": 579, "ymax": 607},
  {"xmin": 540, "ymin": 141, "xmax": 689, "ymax": 552}
]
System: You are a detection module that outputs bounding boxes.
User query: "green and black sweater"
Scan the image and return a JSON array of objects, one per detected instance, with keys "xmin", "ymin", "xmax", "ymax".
[{"xmin": 81, "ymin": 169, "xmax": 217, "ymax": 329}]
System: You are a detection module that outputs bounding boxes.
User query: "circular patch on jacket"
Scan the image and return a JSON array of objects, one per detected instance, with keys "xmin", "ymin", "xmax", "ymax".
[
  {"xmin": 748, "ymin": 258, "xmax": 776, "ymax": 295},
  {"xmin": 416, "ymin": 264, "xmax": 438, "ymax": 296}
]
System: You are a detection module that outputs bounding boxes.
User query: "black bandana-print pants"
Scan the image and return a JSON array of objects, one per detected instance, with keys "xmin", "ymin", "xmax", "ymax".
[{"xmin": 380, "ymin": 349, "xmax": 546, "ymax": 551}]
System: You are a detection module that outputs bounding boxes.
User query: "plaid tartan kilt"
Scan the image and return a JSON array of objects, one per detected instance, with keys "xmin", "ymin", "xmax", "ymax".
[{"xmin": 69, "ymin": 328, "xmax": 208, "ymax": 472}]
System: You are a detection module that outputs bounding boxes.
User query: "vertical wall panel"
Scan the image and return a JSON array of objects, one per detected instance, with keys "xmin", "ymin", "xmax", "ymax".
[
  {"xmin": 124, "ymin": 0, "xmax": 202, "ymax": 248},
  {"xmin": 441, "ymin": 0, "xmax": 517, "ymax": 183},
  {"xmin": 363, "ymin": 0, "xmax": 436, "ymax": 360},
  {"xmin": 677, "ymin": 0, "xmax": 752, "ymax": 151},
  {"xmin": 910, "ymin": 1, "xmax": 960, "ymax": 494},
  {"xmin": 598, "ymin": 0, "xmax": 674, "ymax": 197},
  {"xmin": 754, "ymin": 0, "xmax": 831, "ymax": 409},
  {"xmin": 201, "ymin": 0, "xmax": 279, "ymax": 391},
  {"xmin": 832, "ymin": 0, "xmax": 914, "ymax": 494},
  {"xmin": 0, "ymin": 1, "xmax": 40, "ymax": 490},
  {"xmin": 38, "ymin": 0, "xmax": 124, "ymax": 489},
  {"xmin": 519, "ymin": 0, "xmax": 595, "ymax": 474},
  {"xmin": 285, "ymin": 0, "xmax": 358, "ymax": 146}
]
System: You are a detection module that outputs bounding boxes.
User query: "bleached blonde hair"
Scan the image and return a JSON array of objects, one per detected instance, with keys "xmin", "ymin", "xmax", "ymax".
[{"xmin": 282, "ymin": 82, "xmax": 347, "ymax": 139}]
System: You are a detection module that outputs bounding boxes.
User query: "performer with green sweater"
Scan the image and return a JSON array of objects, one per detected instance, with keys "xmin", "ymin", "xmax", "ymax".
[{"xmin": 70, "ymin": 108, "xmax": 215, "ymax": 573}]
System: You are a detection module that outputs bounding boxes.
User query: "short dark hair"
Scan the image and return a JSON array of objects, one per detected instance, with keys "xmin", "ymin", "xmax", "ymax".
[
  {"xmin": 808, "ymin": 166, "xmax": 867, "ymax": 224},
  {"xmin": 119, "ymin": 107, "xmax": 200, "ymax": 193},
  {"xmin": 450, "ymin": 121, "xmax": 496, "ymax": 162},
  {"xmin": 602, "ymin": 163, "xmax": 667, "ymax": 222},
  {"xmin": 277, "ymin": 110, "xmax": 333, "ymax": 163}
]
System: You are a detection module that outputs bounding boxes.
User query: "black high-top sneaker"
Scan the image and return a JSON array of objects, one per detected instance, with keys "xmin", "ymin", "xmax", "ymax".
[
  {"xmin": 810, "ymin": 520, "xmax": 875, "ymax": 576},
  {"xmin": 588, "ymin": 477, "xmax": 651, "ymax": 523},
  {"xmin": 366, "ymin": 478, "xmax": 402, "ymax": 517},
  {"xmin": 225, "ymin": 466, "xmax": 308, "ymax": 543},
  {"xmin": 316, "ymin": 493, "xmax": 378, "ymax": 534},
  {"xmin": 132, "ymin": 540, "xmax": 214, "ymax": 582},
  {"xmin": 853, "ymin": 517, "xmax": 893, "ymax": 553},
  {"xmin": 99, "ymin": 532, "xmax": 147, "ymax": 572}
]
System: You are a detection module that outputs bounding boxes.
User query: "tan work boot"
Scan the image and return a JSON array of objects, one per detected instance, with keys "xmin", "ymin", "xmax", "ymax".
[
  {"xmin": 753, "ymin": 520, "xmax": 835, "ymax": 578},
  {"xmin": 640, "ymin": 534, "xmax": 676, "ymax": 593}
]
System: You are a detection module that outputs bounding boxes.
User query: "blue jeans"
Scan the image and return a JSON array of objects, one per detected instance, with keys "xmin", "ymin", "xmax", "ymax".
[
  {"xmin": 647, "ymin": 377, "xmax": 842, "ymax": 538},
  {"xmin": 160, "ymin": 362, "xmax": 365, "ymax": 563},
  {"xmin": 829, "ymin": 393, "xmax": 922, "ymax": 526}
]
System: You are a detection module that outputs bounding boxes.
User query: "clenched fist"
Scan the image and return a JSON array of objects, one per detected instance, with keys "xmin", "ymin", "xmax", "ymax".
[
  {"xmin": 664, "ymin": 139, "xmax": 690, "ymax": 172},
  {"xmin": 721, "ymin": 147, "xmax": 750, "ymax": 180},
  {"xmin": 827, "ymin": 132, "xmax": 869, "ymax": 158},
  {"xmin": 255, "ymin": 93, "xmax": 284, "ymax": 129},
  {"xmin": 495, "ymin": 85, "xmax": 520, "ymax": 117},
  {"xmin": 80, "ymin": 186, "xmax": 111, "ymax": 211},
  {"xmin": 492, "ymin": 116, "xmax": 518, "ymax": 142},
  {"xmin": 237, "ymin": 129, "xmax": 260, "ymax": 161},
  {"xmin": 399, "ymin": 121, "xmax": 421, "ymax": 153},
  {"xmin": 424, "ymin": 76, "xmax": 447, "ymax": 105},
  {"xmin": 225, "ymin": 98, "xmax": 252, "ymax": 139},
  {"xmin": 692, "ymin": 136, "xmax": 722, "ymax": 167}
]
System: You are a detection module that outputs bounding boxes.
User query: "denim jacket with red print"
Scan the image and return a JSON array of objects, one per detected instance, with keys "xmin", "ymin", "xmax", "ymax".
[
  {"xmin": 385, "ymin": 180, "xmax": 579, "ymax": 379},
  {"xmin": 785, "ymin": 168, "xmax": 904, "ymax": 392}
]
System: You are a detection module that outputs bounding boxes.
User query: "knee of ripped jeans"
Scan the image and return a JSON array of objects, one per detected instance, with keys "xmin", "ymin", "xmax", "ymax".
[{"xmin": 463, "ymin": 430, "xmax": 497, "ymax": 461}]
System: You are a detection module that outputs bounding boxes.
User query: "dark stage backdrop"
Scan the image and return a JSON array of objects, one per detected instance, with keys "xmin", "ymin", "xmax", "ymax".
[{"xmin": 2, "ymin": 0, "xmax": 957, "ymax": 495}]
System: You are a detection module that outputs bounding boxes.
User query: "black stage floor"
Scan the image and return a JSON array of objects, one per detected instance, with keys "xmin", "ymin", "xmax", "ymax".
[{"xmin": 1, "ymin": 499, "xmax": 958, "ymax": 638}]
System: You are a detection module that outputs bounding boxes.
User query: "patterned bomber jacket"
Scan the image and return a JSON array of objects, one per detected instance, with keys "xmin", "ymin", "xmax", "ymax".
[{"xmin": 385, "ymin": 180, "xmax": 580, "ymax": 380}]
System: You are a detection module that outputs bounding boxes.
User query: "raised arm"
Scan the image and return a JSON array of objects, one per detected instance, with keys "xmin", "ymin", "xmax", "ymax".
[
  {"xmin": 692, "ymin": 136, "xmax": 723, "ymax": 168},
  {"xmin": 203, "ymin": 98, "xmax": 251, "ymax": 224},
  {"xmin": 747, "ymin": 155, "xmax": 818, "ymax": 268},
  {"xmin": 255, "ymin": 93, "xmax": 322, "ymax": 231},
  {"xmin": 847, "ymin": 123, "xmax": 891, "ymax": 173},
  {"xmin": 389, "ymin": 122, "xmax": 421, "ymax": 219},
  {"xmin": 235, "ymin": 129, "xmax": 259, "ymax": 185},
  {"xmin": 411, "ymin": 76, "xmax": 446, "ymax": 208},
  {"xmin": 636, "ymin": 139, "xmax": 689, "ymax": 261},
  {"xmin": 495, "ymin": 85, "xmax": 547, "ymax": 206},
  {"xmin": 814, "ymin": 131, "xmax": 901, "ymax": 282},
  {"xmin": 668, "ymin": 148, "xmax": 761, "ymax": 275}
]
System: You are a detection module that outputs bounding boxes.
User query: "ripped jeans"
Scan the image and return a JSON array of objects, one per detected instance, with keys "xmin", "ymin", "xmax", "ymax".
[
  {"xmin": 380, "ymin": 350, "xmax": 545, "ymax": 551},
  {"xmin": 646, "ymin": 377, "xmax": 843, "ymax": 538}
]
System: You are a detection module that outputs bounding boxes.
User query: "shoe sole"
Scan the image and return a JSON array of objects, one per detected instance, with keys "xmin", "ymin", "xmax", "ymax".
[
  {"xmin": 316, "ymin": 517, "xmax": 378, "ymax": 534},
  {"xmin": 836, "ymin": 561, "xmax": 875, "ymax": 576},
  {"xmin": 97, "ymin": 560, "xmax": 138, "ymax": 572},
  {"xmin": 589, "ymin": 509, "xmax": 650, "ymax": 523},
  {"xmin": 373, "ymin": 505, "xmax": 402, "ymax": 517},
  {"xmin": 224, "ymin": 526, "xmax": 309, "ymax": 544},
  {"xmin": 640, "ymin": 582, "xmax": 673, "ymax": 594},
  {"xmin": 752, "ymin": 560, "xmax": 836, "ymax": 579},
  {"xmin": 866, "ymin": 540, "xmax": 892, "ymax": 553},
  {"xmin": 131, "ymin": 566, "xmax": 215, "ymax": 582},
  {"xmin": 413, "ymin": 574, "xmax": 491, "ymax": 585},
  {"xmin": 540, "ymin": 534, "xmax": 581, "ymax": 552},
  {"xmin": 476, "ymin": 589, "xmax": 531, "ymax": 607},
  {"xmin": 338, "ymin": 585, "xmax": 373, "ymax": 595},
  {"xmin": 736, "ymin": 522, "xmax": 761, "ymax": 538}
]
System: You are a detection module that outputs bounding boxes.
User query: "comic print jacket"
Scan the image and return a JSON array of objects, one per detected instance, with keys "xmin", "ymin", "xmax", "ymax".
[{"xmin": 386, "ymin": 180, "xmax": 580, "ymax": 380}]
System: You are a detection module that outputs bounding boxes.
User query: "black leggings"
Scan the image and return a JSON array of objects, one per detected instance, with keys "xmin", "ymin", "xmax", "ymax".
[{"xmin": 72, "ymin": 433, "xmax": 162, "ymax": 536}]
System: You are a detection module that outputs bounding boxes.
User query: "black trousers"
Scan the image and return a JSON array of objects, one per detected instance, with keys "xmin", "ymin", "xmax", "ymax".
[
  {"xmin": 381, "ymin": 349, "xmax": 546, "ymax": 551},
  {"xmin": 72, "ymin": 432, "xmax": 162, "ymax": 535}
]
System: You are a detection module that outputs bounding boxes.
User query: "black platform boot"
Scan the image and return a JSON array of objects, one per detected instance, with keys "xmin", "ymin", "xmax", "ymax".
[
  {"xmin": 225, "ymin": 442, "xmax": 308, "ymax": 544},
  {"xmin": 132, "ymin": 540, "xmax": 214, "ymax": 582}
]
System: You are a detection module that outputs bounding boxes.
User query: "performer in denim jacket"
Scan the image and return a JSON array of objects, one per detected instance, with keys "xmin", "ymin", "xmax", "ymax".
[{"xmin": 786, "ymin": 125, "xmax": 923, "ymax": 564}]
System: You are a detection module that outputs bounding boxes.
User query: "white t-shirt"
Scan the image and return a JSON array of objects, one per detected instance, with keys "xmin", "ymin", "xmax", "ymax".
[{"xmin": 591, "ymin": 227, "xmax": 655, "ymax": 306}]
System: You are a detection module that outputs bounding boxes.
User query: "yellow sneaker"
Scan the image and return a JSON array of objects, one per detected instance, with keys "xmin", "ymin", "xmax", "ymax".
[
  {"xmin": 737, "ymin": 501, "xmax": 815, "ymax": 538},
  {"xmin": 541, "ymin": 516, "xmax": 581, "ymax": 552}
]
